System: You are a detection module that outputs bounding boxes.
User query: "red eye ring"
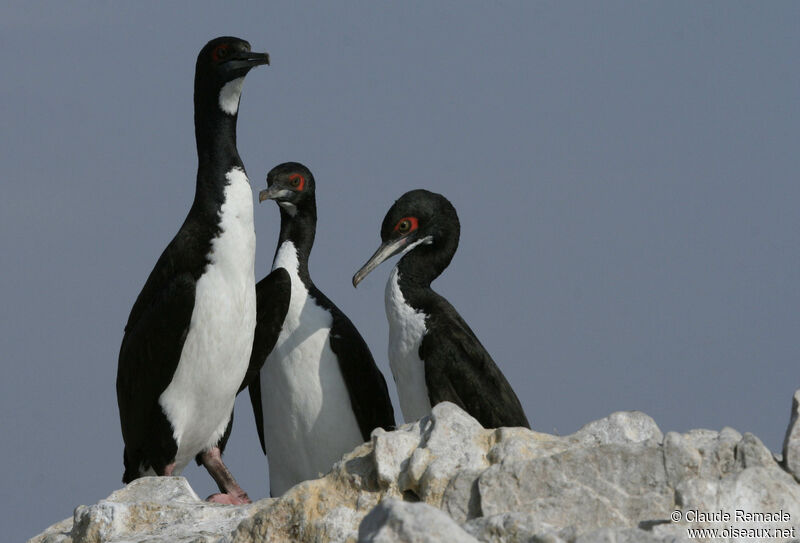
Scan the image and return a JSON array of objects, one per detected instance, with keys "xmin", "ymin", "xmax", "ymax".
[
  {"xmin": 288, "ymin": 173, "xmax": 305, "ymax": 191},
  {"xmin": 394, "ymin": 216, "xmax": 418, "ymax": 234},
  {"xmin": 212, "ymin": 44, "xmax": 230, "ymax": 62}
]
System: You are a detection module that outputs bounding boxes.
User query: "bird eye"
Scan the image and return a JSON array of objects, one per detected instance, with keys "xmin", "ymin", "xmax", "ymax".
[
  {"xmin": 394, "ymin": 217, "xmax": 418, "ymax": 234},
  {"xmin": 213, "ymin": 45, "xmax": 229, "ymax": 61},
  {"xmin": 288, "ymin": 173, "xmax": 305, "ymax": 190}
]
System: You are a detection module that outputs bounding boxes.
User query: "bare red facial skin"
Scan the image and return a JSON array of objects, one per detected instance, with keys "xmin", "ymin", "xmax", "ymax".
[
  {"xmin": 289, "ymin": 173, "xmax": 305, "ymax": 191},
  {"xmin": 212, "ymin": 44, "xmax": 229, "ymax": 62},
  {"xmin": 394, "ymin": 216, "xmax": 419, "ymax": 234}
]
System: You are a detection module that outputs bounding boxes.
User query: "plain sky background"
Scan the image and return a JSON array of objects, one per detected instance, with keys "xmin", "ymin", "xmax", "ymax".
[{"xmin": 2, "ymin": 2, "xmax": 798, "ymax": 541}]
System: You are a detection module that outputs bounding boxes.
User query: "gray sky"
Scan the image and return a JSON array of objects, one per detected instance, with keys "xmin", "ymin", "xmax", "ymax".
[{"xmin": 2, "ymin": 2, "xmax": 798, "ymax": 541}]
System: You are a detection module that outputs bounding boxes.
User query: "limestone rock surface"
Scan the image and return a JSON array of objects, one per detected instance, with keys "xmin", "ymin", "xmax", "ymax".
[
  {"xmin": 358, "ymin": 499, "xmax": 479, "ymax": 543},
  {"xmin": 30, "ymin": 476, "xmax": 252, "ymax": 543},
  {"xmin": 783, "ymin": 389, "xmax": 800, "ymax": 482},
  {"xmin": 29, "ymin": 394, "xmax": 800, "ymax": 543}
]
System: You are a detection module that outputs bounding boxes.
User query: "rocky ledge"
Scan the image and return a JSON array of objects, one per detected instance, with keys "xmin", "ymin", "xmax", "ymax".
[{"xmin": 30, "ymin": 393, "xmax": 800, "ymax": 543}]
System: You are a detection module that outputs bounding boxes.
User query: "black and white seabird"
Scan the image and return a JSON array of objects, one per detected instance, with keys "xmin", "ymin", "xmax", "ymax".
[
  {"xmin": 353, "ymin": 189, "xmax": 530, "ymax": 429},
  {"xmin": 116, "ymin": 36, "xmax": 269, "ymax": 504},
  {"xmin": 249, "ymin": 162, "xmax": 395, "ymax": 496}
]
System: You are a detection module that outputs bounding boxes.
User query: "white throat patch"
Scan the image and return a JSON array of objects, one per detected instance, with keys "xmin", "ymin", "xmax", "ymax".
[
  {"xmin": 278, "ymin": 201, "xmax": 298, "ymax": 216},
  {"xmin": 219, "ymin": 77, "xmax": 245, "ymax": 115},
  {"xmin": 401, "ymin": 236, "xmax": 433, "ymax": 257}
]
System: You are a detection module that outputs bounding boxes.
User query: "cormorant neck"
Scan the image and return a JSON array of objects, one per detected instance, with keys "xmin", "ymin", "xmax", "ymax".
[
  {"xmin": 193, "ymin": 84, "xmax": 245, "ymax": 200},
  {"xmin": 276, "ymin": 200, "xmax": 317, "ymax": 282},
  {"xmin": 396, "ymin": 235, "xmax": 458, "ymax": 290}
]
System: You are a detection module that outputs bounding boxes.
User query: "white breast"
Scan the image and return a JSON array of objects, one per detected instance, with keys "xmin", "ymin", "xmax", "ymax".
[
  {"xmin": 385, "ymin": 267, "xmax": 431, "ymax": 424},
  {"xmin": 259, "ymin": 241, "xmax": 364, "ymax": 496},
  {"xmin": 159, "ymin": 167, "xmax": 256, "ymax": 472}
]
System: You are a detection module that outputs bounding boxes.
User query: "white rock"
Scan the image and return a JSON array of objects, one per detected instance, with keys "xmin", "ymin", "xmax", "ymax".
[
  {"xmin": 571, "ymin": 411, "xmax": 663, "ymax": 446},
  {"xmin": 575, "ymin": 527, "xmax": 687, "ymax": 542},
  {"xmin": 357, "ymin": 499, "xmax": 479, "ymax": 543},
  {"xmin": 672, "ymin": 466, "xmax": 800, "ymax": 530},
  {"xmin": 29, "ymin": 477, "xmax": 251, "ymax": 543},
  {"xmin": 477, "ymin": 442, "xmax": 673, "ymax": 529},
  {"xmin": 782, "ymin": 389, "xmax": 800, "ymax": 481},
  {"xmin": 28, "ymin": 394, "xmax": 800, "ymax": 543},
  {"xmin": 463, "ymin": 512, "xmax": 569, "ymax": 542},
  {"xmin": 403, "ymin": 403, "xmax": 490, "ymax": 506}
]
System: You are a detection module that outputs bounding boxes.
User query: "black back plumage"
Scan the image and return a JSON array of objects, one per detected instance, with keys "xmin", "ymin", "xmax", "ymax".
[
  {"xmin": 355, "ymin": 189, "xmax": 530, "ymax": 429},
  {"xmin": 116, "ymin": 37, "xmax": 268, "ymax": 482},
  {"xmin": 245, "ymin": 267, "xmax": 291, "ymax": 453},
  {"xmin": 249, "ymin": 162, "xmax": 395, "ymax": 449},
  {"xmin": 412, "ymin": 286, "xmax": 530, "ymax": 429}
]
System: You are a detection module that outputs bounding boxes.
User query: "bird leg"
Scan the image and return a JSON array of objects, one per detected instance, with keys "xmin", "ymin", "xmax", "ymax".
[
  {"xmin": 162, "ymin": 462, "xmax": 176, "ymax": 476},
  {"xmin": 198, "ymin": 447, "xmax": 251, "ymax": 505}
]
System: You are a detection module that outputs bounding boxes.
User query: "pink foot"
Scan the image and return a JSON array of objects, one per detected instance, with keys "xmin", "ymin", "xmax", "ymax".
[
  {"xmin": 198, "ymin": 447, "xmax": 252, "ymax": 505},
  {"xmin": 206, "ymin": 492, "xmax": 251, "ymax": 505}
]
